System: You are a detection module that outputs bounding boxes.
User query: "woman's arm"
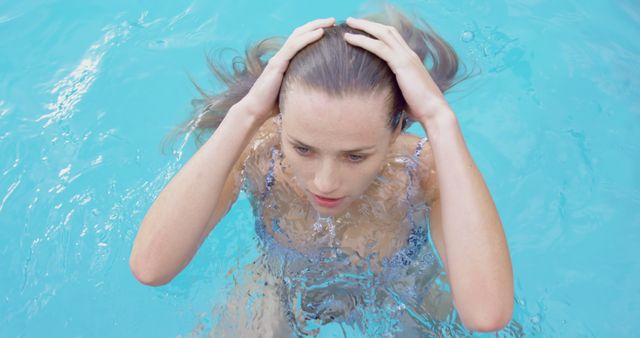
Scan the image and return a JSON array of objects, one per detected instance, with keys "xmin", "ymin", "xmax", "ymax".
[
  {"xmin": 129, "ymin": 101, "xmax": 261, "ymax": 286},
  {"xmin": 130, "ymin": 17, "xmax": 336, "ymax": 286},
  {"xmin": 419, "ymin": 106, "xmax": 514, "ymax": 332}
]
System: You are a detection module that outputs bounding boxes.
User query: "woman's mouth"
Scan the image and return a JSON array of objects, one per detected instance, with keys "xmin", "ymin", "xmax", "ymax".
[{"xmin": 311, "ymin": 193, "xmax": 345, "ymax": 208}]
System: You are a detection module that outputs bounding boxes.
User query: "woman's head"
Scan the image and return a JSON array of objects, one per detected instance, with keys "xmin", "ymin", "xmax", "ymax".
[
  {"xmin": 164, "ymin": 6, "xmax": 465, "ymax": 215},
  {"xmin": 277, "ymin": 22, "xmax": 404, "ymax": 216},
  {"xmin": 277, "ymin": 17, "xmax": 460, "ymax": 216},
  {"xmin": 165, "ymin": 6, "xmax": 462, "ymax": 148}
]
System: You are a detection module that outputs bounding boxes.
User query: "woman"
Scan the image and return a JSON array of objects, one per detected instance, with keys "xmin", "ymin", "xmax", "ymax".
[{"xmin": 130, "ymin": 6, "xmax": 513, "ymax": 335}]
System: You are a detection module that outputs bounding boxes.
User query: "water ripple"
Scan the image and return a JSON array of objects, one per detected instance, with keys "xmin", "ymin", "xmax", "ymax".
[
  {"xmin": 36, "ymin": 21, "xmax": 132, "ymax": 128},
  {"xmin": 0, "ymin": 13, "xmax": 22, "ymax": 25},
  {"xmin": 0, "ymin": 99, "xmax": 10, "ymax": 119},
  {"xmin": 0, "ymin": 177, "xmax": 20, "ymax": 213}
]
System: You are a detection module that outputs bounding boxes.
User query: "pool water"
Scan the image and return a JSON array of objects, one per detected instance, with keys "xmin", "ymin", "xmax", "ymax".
[{"xmin": 1, "ymin": 0, "xmax": 638, "ymax": 336}]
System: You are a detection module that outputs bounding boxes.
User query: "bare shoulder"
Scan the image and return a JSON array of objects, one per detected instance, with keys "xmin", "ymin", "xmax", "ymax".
[
  {"xmin": 395, "ymin": 133, "xmax": 438, "ymax": 204},
  {"xmin": 237, "ymin": 116, "xmax": 281, "ymax": 193},
  {"xmin": 394, "ymin": 133, "xmax": 423, "ymax": 151}
]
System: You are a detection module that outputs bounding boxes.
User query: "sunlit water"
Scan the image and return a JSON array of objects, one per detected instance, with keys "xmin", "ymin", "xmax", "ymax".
[{"xmin": 1, "ymin": 0, "xmax": 638, "ymax": 337}]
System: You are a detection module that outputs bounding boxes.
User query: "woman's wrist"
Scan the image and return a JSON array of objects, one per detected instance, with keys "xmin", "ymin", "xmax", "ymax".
[
  {"xmin": 418, "ymin": 103, "xmax": 458, "ymax": 142},
  {"xmin": 228, "ymin": 99, "xmax": 267, "ymax": 131}
]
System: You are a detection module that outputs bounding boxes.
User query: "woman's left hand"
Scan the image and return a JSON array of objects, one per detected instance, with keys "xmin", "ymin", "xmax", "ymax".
[{"xmin": 343, "ymin": 17, "xmax": 450, "ymax": 123}]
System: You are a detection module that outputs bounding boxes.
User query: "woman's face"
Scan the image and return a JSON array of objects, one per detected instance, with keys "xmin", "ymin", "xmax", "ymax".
[{"xmin": 280, "ymin": 87, "xmax": 401, "ymax": 217}]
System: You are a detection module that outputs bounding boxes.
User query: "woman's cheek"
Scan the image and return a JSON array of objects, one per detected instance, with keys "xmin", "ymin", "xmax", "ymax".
[
  {"xmin": 294, "ymin": 164, "xmax": 312, "ymax": 183},
  {"xmin": 285, "ymin": 154, "xmax": 312, "ymax": 183}
]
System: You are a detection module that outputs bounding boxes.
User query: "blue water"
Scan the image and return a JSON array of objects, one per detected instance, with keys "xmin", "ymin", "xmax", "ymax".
[{"xmin": 1, "ymin": 0, "xmax": 638, "ymax": 336}]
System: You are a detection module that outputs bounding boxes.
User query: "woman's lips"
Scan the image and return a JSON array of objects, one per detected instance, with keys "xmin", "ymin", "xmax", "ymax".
[{"xmin": 312, "ymin": 193, "xmax": 345, "ymax": 208}]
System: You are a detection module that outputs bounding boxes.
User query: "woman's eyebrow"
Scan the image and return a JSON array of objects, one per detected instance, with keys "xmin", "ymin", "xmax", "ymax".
[{"xmin": 287, "ymin": 135, "xmax": 376, "ymax": 153}]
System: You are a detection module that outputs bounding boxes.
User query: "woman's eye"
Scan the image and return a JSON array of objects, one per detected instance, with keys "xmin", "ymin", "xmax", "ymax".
[
  {"xmin": 294, "ymin": 146, "xmax": 310, "ymax": 155},
  {"xmin": 348, "ymin": 154, "xmax": 365, "ymax": 162}
]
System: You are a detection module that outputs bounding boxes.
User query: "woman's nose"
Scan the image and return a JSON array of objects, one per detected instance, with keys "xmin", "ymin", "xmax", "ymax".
[{"xmin": 313, "ymin": 160, "xmax": 340, "ymax": 195}]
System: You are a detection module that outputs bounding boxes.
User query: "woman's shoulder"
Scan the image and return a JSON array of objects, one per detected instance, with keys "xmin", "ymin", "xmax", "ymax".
[
  {"xmin": 238, "ymin": 116, "xmax": 281, "ymax": 193},
  {"xmin": 394, "ymin": 133, "xmax": 438, "ymax": 203},
  {"xmin": 389, "ymin": 133, "xmax": 431, "ymax": 166},
  {"xmin": 249, "ymin": 116, "xmax": 280, "ymax": 150},
  {"xmin": 394, "ymin": 133, "xmax": 428, "ymax": 153}
]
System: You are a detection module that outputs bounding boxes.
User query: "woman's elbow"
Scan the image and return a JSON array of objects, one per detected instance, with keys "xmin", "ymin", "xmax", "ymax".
[
  {"xmin": 460, "ymin": 302, "xmax": 514, "ymax": 332},
  {"xmin": 129, "ymin": 254, "xmax": 173, "ymax": 286}
]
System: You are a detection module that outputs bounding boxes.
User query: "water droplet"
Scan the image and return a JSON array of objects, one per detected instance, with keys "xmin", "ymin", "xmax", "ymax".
[{"xmin": 461, "ymin": 31, "xmax": 475, "ymax": 42}]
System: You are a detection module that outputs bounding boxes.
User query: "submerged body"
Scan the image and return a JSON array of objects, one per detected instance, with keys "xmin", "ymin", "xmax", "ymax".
[{"xmin": 213, "ymin": 116, "xmax": 455, "ymax": 336}]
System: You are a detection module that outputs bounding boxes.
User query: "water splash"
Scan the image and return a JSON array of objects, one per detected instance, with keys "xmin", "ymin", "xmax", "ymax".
[{"xmin": 311, "ymin": 215, "xmax": 338, "ymax": 247}]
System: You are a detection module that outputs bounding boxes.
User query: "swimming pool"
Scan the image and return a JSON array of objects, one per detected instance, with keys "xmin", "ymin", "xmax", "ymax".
[{"xmin": 1, "ymin": 0, "xmax": 638, "ymax": 336}]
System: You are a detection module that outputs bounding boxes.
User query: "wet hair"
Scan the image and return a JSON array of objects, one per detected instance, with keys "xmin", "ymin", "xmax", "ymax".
[{"xmin": 163, "ymin": 5, "xmax": 466, "ymax": 152}]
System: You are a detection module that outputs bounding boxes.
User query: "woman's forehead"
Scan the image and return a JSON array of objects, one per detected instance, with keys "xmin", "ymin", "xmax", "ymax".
[
  {"xmin": 281, "ymin": 88, "xmax": 389, "ymax": 126},
  {"xmin": 280, "ymin": 90, "xmax": 392, "ymax": 149}
]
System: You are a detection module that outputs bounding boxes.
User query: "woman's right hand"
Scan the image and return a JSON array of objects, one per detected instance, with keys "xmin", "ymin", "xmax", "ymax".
[{"xmin": 238, "ymin": 17, "xmax": 336, "ymax": 123}]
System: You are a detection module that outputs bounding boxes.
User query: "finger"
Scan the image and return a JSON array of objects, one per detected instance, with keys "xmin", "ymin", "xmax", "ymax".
[
  {"xmin": 291, "ymin": 17, "xmax": 335, "ymax": 37},
  {"xmin": 270, "ymin": 28, "xmax": 325, "ymax": 70},
  {"xmin": 343, "ymin": 32, "xmax": 393, "ymax": 63},
  {"xmin": 387, "ymin": 24, "xmax": 416, "ymax": 53},
  {"xmin": 345, "ymin": 17, "xmax": 404, "ymax": 50},
  {"xmin": 283, "ymin": 28, "xmax": 325, "ymax": 58}
]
